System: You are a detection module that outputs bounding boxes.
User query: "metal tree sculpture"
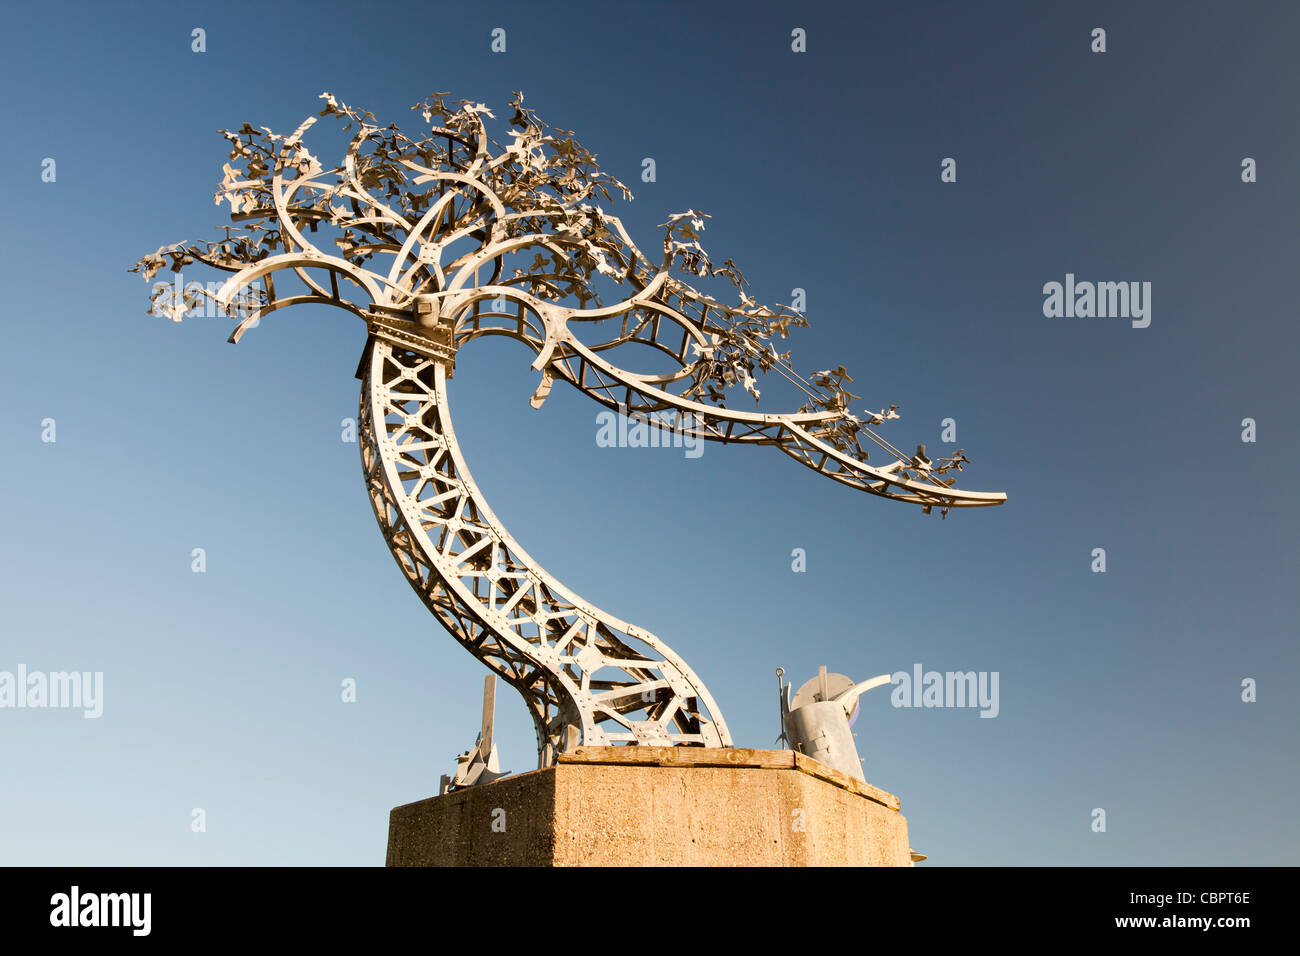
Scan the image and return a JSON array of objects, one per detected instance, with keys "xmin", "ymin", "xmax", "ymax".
[{"xmin": 133, "ymin": 92, "xmax": 1006, "ymax": 768}]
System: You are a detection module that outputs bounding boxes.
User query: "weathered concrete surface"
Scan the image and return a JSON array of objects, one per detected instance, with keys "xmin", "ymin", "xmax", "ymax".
[{"xmin": 387, "ymin": 747, "xmax": 911, "ymax": 867}]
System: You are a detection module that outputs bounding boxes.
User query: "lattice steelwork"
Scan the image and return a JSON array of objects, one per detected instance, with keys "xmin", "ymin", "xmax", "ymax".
[
  {"xmin": 134, "ymin": 92, "xmax": 1006, "ymax": 767},
  {"xmin": 360, "ymin": 341, "xmax": 728, "ymax": 762}
]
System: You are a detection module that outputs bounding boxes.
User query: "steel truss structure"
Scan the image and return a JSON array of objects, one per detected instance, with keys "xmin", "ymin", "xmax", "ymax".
[{"xmin": 134, "ymin": 92, "xmax": 1006, "ymax": 767}]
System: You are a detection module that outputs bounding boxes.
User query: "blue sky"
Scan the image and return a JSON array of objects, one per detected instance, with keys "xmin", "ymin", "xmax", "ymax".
[{"xmin": 1, "ymin": 0, "xmax": 1296, "ymax": 865}]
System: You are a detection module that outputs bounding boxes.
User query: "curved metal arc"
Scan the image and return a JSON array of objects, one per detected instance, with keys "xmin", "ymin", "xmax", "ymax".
[
  {"xmin": 452, "ymin": 298, "xmax": 1005, "ymax": 507},
  {"xmin": 551, "ymin": 291, "xmax": 1004, "ymax": 504},
  {"xmin": 384, "ymin": 173, "xmax": 506, "ymax": 290},
  {"xmin": 215, "ymin": 253, "xmax": 397, "ymax": 344},
  {"xmin": 227, "ymin": 294, "xmax": 371, "ymax": 343}
]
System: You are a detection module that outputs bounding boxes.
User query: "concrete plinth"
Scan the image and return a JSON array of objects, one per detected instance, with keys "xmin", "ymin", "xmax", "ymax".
[{"xmin": 386, "ymin": 746, "xmax": 912, "ymax": 867}]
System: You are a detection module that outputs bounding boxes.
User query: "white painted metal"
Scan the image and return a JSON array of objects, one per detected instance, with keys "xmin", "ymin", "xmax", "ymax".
[{"xmin": 781, "ymin": 666, "xmax": 892, "ymax": 781}]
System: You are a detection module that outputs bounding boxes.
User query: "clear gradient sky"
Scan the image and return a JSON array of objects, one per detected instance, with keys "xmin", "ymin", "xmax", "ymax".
[{"xmin": 1, "ymin": 0, "xmax": 1296, "ymax": 866}]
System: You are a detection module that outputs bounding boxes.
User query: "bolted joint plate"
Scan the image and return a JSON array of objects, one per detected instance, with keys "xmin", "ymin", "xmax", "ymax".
[{"xmin": 367, "ymin": 299, "xmax": 457, "ymax": 377}]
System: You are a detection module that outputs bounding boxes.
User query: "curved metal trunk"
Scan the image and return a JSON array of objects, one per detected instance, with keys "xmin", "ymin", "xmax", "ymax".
[{"xmin": 359, "ymin": 336, "xmax": 731, "ymax": 767}]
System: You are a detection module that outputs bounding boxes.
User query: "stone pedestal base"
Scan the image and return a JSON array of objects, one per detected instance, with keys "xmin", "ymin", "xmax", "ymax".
[{"xmin": 386, "ymin": 746, "xmax": 912, "ymax": 867}]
